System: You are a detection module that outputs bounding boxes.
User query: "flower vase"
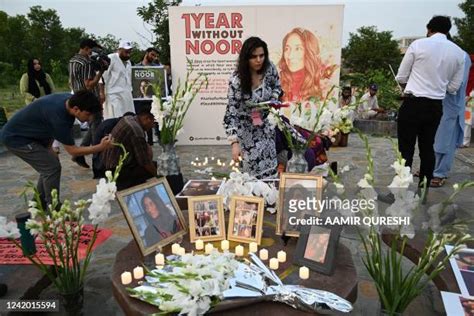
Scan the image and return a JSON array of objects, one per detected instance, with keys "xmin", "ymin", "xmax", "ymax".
[
  {"xmin": 60, "ymin": 286, "xmax": 84, "ymax": 316},
  {"xmin": 286, "ymin": 149, "xmax": 308, "ymax": 173},
  {"xmin": 339, "ymin": 133, "xmax": 349, "ymax": 147},
  {"xmin": 157, "ymin": 142, "xmax": 184, "ymax": 194}
]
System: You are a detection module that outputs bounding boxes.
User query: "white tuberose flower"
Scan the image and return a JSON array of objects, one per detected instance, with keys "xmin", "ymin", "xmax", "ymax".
[
  {"xmin": 88, "ymin": 178, "xmax": 117, "ymax": 225},
  {"xmin": 0, "ymin": 216, "xmax": 21, "ymax": 239}
]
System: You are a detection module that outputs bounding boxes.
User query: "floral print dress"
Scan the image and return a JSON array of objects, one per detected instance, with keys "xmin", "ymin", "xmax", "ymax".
[{"xmin": 223, "ymin": 62, "xmax": 282, "ymax": 179}]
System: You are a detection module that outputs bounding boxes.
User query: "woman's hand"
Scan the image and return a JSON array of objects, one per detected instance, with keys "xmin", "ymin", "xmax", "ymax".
[{"xmin": 231, "ymin": 142, "xmax": 241, "ymax": 162}]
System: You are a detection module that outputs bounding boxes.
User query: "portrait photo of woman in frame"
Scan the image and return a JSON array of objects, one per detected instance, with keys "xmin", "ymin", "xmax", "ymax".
[{"xmin": 116, "ymin": 178, "xmax": 187, "ymax": 256}]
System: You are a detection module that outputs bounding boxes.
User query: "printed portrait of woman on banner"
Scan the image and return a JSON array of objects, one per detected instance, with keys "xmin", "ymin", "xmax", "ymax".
[{"xmin": 278, "ymin": 27, "xmax": 337, "ymax": 102}]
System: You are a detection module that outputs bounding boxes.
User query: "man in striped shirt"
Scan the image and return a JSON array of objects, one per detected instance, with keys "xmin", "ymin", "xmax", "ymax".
[{"xmin": 69, "ymin": 38, "xmax": 107, "ymax": 168}]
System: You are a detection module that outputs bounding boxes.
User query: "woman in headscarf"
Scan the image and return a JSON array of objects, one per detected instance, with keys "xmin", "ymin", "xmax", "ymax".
[
  {"xmin": 20, "ymin": 58, "xmax": 55, "ymax": 105},
  {"xmin": 141, "ymin": 190, "xmax": 181, "ymax": 247}
]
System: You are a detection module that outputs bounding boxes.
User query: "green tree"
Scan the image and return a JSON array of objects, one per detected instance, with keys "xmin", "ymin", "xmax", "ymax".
[
  {"xmin": 137, "ymin": 0, "xmax": 182, "ymax": 65},
  {"xmin": 342, "ymin": 26, "xmax": 401, "ymax": 74},
  {"xmin": 454, "ymin": 0, "xmax": 474, "ymax": 53}
]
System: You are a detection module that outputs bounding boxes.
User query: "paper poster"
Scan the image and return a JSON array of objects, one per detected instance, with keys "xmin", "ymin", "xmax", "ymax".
[{"xmin": 131, "ymin": 66, "xmax": 169, "ymax": 100}]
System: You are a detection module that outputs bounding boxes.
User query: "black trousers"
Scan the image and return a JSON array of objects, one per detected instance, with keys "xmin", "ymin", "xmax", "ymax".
[{"xmin": 397, "ymin": 97, "xmax": 443, "ymax": 185}]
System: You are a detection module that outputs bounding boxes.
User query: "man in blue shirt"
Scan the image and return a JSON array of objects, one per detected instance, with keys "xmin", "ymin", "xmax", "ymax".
[{"xmin": 1, "ymin": 90, "xmax": 113, "ymax": 208}]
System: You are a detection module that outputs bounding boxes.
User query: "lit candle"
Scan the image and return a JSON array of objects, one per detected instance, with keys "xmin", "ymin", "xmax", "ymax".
[
  {"xmin": 211, "ymin": 157, "xmax": 215, "ymax": 160},
  {"xmin": 277, "ymin": 250, "xmax": 287, "ymax": 263},
  {"xmin": 259, "ymin": 248, "xmax": 268, "ymax": 260},
  {"xmin": 195, "ymin": 239, "xmax": 204, "ymax": 250},
  {"xmin": 221, "ymin": 240, "xmax": 229, "ymax": 251},
  {"xmin": 171, "ymin": 243, "xmax": 181, "ymax": 255},
  {"xmin": 269, "ymin": 258, "xmax": 279, "ymax": 270},
  {"xmin": 195, "ymin": 157, "xmax": 199, "ymax": 161},
  {"xmin": 205, "ymin": 243, "xmax": 214, "ymax": 254},
  {"xmin": 121, "ymin": 271, "xmax": 132, "ymax": 285},
  {"xmin": 235, "ymin": 245, "xmax": 244, "ymax": 256},
  {"xmin": 299, "ymin": 266, "xmax": 310, "ymax": 280},
  {"xmin": 222, "ymin": 163, "xmax": 226, "ymax": 167},
  {"xmin": 249, "ymin": 242, "xmax": 258, "ymax": 253},
  {"xmin": 155, "ymin": 253, "xmax": 165, "ymax": 265},
  {"xmin": 133, "ymin": 266, "xmax": 144, "ymax": 279},
  {"xmin": 177, "ymin": 247, "xmax": 185, "ymax": 256}
]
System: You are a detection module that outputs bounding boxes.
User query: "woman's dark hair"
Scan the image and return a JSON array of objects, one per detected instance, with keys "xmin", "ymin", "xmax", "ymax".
[
  {"xmin": 68, "ymin": 90, "xmax": 101, "ymax": 113},
  {"xmin": 141, "ymin": 190, "xmax": 167, "ymax": 215},
  {"xmin": 27, "ymin": 58, "xmax": 51, "ymax": 98},
  {"xmin": 237, "ymin": 37, "xmax": 270, "ymax": 96}
]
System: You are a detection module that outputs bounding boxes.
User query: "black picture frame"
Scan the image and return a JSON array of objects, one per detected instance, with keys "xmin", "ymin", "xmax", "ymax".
[{"xmin": 294, "ymin": 215, "xmax": 341, "ymax": 275}]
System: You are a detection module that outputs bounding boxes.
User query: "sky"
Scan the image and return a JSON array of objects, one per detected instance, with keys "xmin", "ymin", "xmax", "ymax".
[{"xmin": 0, "ymin": 0, "xmax": 465, "ymax": 48}]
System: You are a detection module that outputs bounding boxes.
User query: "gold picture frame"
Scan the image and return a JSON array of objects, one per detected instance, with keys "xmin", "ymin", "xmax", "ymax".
[
  {"xmin": 227, "ymin": 196, "xmax": 264, "ymax": 245},
  {"xmin": 116, "ymin": 178, "xmax": 187, "ymax": 256},
  {"xmin": 276, "ymin": 173, "xmax": 323, "ymax": 237},
  {"xmin": 188, "ymin": 195, "xmax": 226, "ymax": 243}
]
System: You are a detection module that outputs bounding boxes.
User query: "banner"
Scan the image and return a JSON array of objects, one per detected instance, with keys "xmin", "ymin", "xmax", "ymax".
[
  {"xmin": 131, "ymin": 66, "xmax": 169, "ymax": 100},
  {"xmin": 0, "ymin": 225, "xmax": 112, "ymax": 265},
  {"xmin": 169, "ymin": 5, "xmax": 344, "ymax": 145}
]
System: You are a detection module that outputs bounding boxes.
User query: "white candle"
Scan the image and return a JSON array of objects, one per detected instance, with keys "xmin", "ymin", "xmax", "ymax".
[
  {"xmin": 259, "ymin": 248, "xmax": 268, "ymax": 260},
  {"xmin": 299, "ymin": 266, "xmax": 310, "ymax": 280},
  {"xmin": 221, "ymin": 240, "xmax": 229, "ymax": 251},
  {"xmin": 121, "ymin": 271, "xmax": 132, "ymax": 285},
  {"xmin": 269, "ymin": 258, "xmax": 279, "ymax": 270},
  {"xmin": 249, "ymin": 242, "xmax": 258, "ymax": 253},
  {"xmin": 235, "ymin": 245, "xmax": 244, "ymax": 256},
  {"xmin": 195, "ymin": 239, "xmax": 204, "ymax": 250},
  {"xmin": 205, "ymin": 243, "xmax": 214, "ymax": 254},
  {"xmin": 277, "ymin": 250, "xmax": 287, "ymax": 263},
  {"xmin": 133, "ymin": 266, "xmax": 144, "ymax": 279},
  {"xmin": 171, "ymin": 243, "xmax": 181, "ymax": 255},
  {"xmin": 177, "ymin": 247, "xmax": 185, "ymax": 256},
  {"xmin": 155, "ymin": 253, "xmax": 165, "ymax": 265}
]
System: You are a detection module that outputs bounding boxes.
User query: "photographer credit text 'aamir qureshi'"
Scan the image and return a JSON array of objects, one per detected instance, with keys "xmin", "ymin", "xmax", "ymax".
[{"xmin": 287, "ymin": 197, "xmax": 411, "ymax": 227}]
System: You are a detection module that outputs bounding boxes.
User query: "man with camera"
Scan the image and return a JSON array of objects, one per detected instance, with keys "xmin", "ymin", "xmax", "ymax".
[
  {"xmin": 102, "ymin": 40, "xmax": 135, "ymax": 120},
  {"xmin": 69, "ymin": 38, "xmax": 110, "ymax": 169}
]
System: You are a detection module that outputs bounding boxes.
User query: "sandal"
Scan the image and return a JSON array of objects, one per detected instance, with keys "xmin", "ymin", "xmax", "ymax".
[{"xmin": 430, "ymin": 177, "xmax": 446, "ymax": 188}]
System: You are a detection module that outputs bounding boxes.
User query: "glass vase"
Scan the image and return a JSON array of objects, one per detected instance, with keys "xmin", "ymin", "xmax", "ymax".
[
  {"xmin": 286, "ymin": 149, "xmax": 308, "ymax": 173},
  {"xmin": 60, "ymin": 286, "xmax": 84, "ymax": 316},
  {"xmin": 157, "ymin": 142, "xmax": 181, "ymax": 176}
]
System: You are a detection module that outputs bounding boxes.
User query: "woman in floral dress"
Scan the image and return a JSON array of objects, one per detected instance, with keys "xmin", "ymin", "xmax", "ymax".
[{"xmin": 223, "ymin": 37, "xmax": 282, "ymax": 179}]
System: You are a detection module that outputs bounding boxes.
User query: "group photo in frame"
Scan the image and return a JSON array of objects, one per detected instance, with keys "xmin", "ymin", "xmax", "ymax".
[
  {"xmin": 176, "ymin": 180, "xmax": 224, "ymax": 198},
  {"xmin": 294, "ymin": 215, "xmax": 342, "ymax": 275},
  {"xmin": 116, "ymin": 178, "xmax": 187, "ymax": 256},
  {"xmin": 446, "ymin": 245, "xmax": 474, "ymax": 296},
  {"xmin": 188, "ymin": 195, "xmax": 226, "ymax": 243},
  {"xmin": 227, "ymin": 196, "xmax": 264, "ymax": 245},
  {"xmin": 276, "ymin": 173, "xmax": 323, "ymax": 237}
]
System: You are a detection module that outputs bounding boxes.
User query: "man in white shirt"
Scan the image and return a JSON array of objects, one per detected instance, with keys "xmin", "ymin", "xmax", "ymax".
[
  {"xmin": 395, "ymin": 16, "xmax": 465, "ymax": 187},
  {"xmin": 102, "ymin": 40, "xmax": 135, "ymax": 119},
  {"xmin": 358, "ymin": 84, "xmax": 382, "ymax": 119}
]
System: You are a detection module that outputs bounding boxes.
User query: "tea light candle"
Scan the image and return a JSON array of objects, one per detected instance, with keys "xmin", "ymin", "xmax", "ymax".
[
  {"xmin": 277, "ymin": 250, "xmax": 287, "ymax": 263},
  {"xmin": 249, "ymin": 242, "xmax": 258, "ymax": 253},
  {"xmin": 299, "ymin": 266, "xmax": 310, "ymax": 280},
  {"xmin": 221, "ymin": 240, "xmax": 229, "ymax": 251},
  {"xmin": 133, "ymin": 266, "xmax": 144, "ymax": 279},
  {"xmin": 195, "ymin": 239, "xmax": 204, "ymax": 250},
  {"xmin": 121, "ymin": 271, "xmax": 132, "ymax": 285},
  {"xmin": 269, "ymin": 258, "xmax": 279, "ymax": 270},
  {"xmin": 171, "ymin": 243, "xmax": 181, "ymax": 255},
  {"xmin": 205, "ymin": 243, "xmax": 214, "ymax": 254},
  {"xmin": 259, "ymin": 248, "xmax": 268, "ymax": 260},
  {"xmin": 235, "ymin": 245, "xmax": 244, "ymax": 256},
  {"xmin": 177, "ymin": 247, "xmax": 185, "ymax": 256},
  {"xmin": 155, "ymin": 253, "xmax": 165, "ymax": 265}
]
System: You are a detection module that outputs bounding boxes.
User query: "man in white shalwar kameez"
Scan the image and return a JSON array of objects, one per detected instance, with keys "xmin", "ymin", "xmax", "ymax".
[{"xmin": 102, "ymin": 40, "xmax": 135, "ymax": 119}]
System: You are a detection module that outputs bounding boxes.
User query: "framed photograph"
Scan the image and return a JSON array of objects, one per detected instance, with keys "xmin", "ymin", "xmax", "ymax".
[
  {"xmin": 446, "ymin": 245, "xmax": 474, "ymax": 296},
  {"xmin": 131, "ymin": 66, "xmax": 169, "ymax": 100},
  {"xmin": 441, "ymin": 291, "xmax": 474, "ymax": 316},
  {"xmin": 188, "ymin": 195, "xmax": 226, "ymax": 243},
  {"xmin": 228, "ymin": 196, "xmax": 264, "ymax": 244},
  {"xmin": 116, "ymin": 178, "xmax": 187, "ymax": 256},
  {"xmin": 294, "ymin": 216, "xmax": 341, "ymax": 275},
  {"xmin": 276, "ymin": 173, "xmax": 323, "ymax": 237},
  {"xmin": 176, "ymin": 180, "xmax": 224, "ymax": 198}
]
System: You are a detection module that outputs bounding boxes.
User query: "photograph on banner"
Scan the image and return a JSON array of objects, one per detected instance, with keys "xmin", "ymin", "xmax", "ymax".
[
  {"xmin": 441, "ymin": 291, "xmax": 474, "ymax": 316},
  {"xmin": 131, "ymin": 66, "xmax": 169, "ymax": 100},
  {"xmin": 447, "ymin": 245, "xmax": 474, "ymax": 296},
  {"xmin": 168, "ymin": 5, "xmax": 343, "ymax": 145}
]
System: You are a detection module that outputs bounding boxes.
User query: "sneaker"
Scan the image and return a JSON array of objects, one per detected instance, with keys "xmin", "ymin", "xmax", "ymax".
[{"xmin": 72, "ymin": 156, "xmax": 90, "ymax": 169}]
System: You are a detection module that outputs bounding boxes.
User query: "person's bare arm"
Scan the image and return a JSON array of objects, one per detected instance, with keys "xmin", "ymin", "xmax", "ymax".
[{"xmin": 63, "ymin": 135, "xmax": 113, "ymax": 156}]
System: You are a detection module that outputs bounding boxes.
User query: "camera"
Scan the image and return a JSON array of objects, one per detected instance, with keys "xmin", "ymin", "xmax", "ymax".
[{"xmin": 90, "ymin": 47, "xmax": 110, "ymax": 71}]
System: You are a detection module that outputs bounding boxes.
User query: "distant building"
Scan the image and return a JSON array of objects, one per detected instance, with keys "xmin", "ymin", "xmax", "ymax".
[{"xmin": 397, "ymin": 36, "xmax": 423, "ymax": 54}]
